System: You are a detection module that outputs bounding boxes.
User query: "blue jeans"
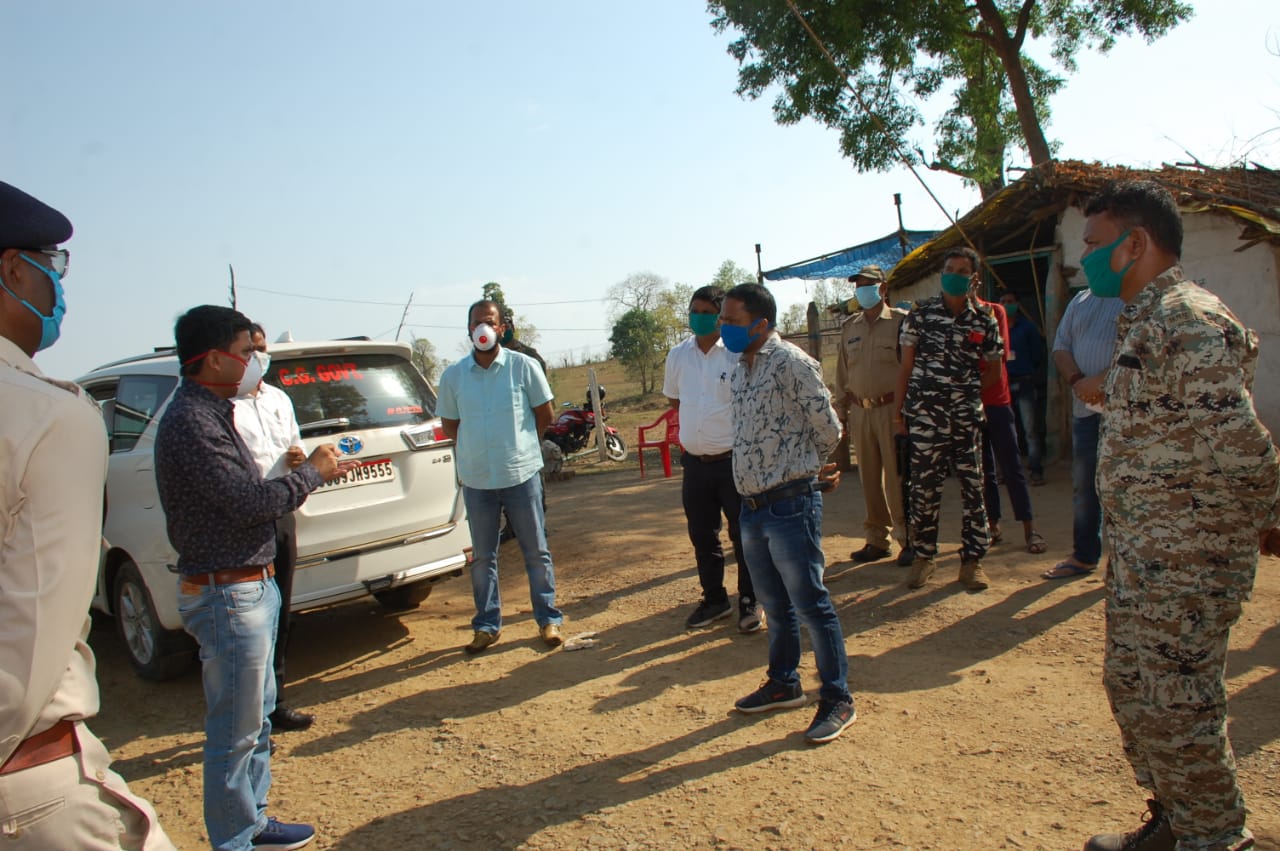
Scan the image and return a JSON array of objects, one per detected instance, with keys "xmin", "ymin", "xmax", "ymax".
[
  {"xmin": 178, "ymin": 576, "xmax": 280, "ymax": 851},
  {"xmin": 739, "ymin": 489, "xmax": 850, "ymax": 704},
  {"xmin": 1010, "ymin": 379, "xmax": 1044, "ymax": 476},
  {"xmin": 464, "ymin": 473, "xmax": 563, "ymax": 634},
  {"xmin": 1072, "ymin": 414, "xmax": 1103, "ymax": 565}
]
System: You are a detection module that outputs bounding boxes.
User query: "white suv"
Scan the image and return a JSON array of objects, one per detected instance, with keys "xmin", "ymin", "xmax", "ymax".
[{"xmin": 78, "ymin": 338, "xmax": 472, "ymax": 680}]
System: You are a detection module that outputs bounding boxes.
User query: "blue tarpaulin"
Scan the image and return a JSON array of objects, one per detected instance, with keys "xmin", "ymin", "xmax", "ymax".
[{"xmin": 763, "ymin": 229, "xmax": 940, "ymax": 281}]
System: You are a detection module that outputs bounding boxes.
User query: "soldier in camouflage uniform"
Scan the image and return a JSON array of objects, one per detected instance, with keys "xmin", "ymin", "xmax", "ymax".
[
  {"xmin": 1082, "ymin": 180, "xmax": 1280, "ymax": 851},
  {"xmin": 893, "ymin": 246, "xmax": 1003, "ymax": 591}
]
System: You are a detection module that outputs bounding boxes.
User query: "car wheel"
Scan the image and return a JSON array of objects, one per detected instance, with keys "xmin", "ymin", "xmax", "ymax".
[
  {"xmin": 374, "ymin": 582, "xmax": 434, "ymax": 612},
  {"xmin": 113, "ymin": 560, "xmax": 196, "ymax": 681},
  {"xmin": 605, "ymin": 432, "xmax": 627, "ymax": 462}
]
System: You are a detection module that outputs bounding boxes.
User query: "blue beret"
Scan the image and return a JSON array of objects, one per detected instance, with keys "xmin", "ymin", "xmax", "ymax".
[{"xmin": 0, "ymin": 181, "xmax": 72, "ymax": 248}]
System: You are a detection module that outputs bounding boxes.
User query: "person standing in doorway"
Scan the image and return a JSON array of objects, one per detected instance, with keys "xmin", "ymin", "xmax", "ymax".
[
  {"xmin": 998, "ymin": 290, "xmax": 1047, "ymax": 486},
  {"xmin": 663, "ymin": 285, "xmax": 762, "ymax": 633}
]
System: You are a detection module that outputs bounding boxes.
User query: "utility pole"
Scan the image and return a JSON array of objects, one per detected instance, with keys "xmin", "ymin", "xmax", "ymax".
[
  {"xmin": 228, "ymin": 264, "xmax": 237, "ymax": 309},
  {"xmin": 755, "ymin": 243, "xmax": 763, "ymax": 284},
  {"xmin": 894, "ymin": 193, "xmax": 908, "ymax": 258},
  {"xmin": 395, "ymin": 292, "xmax": 414, "ymax": 341}
]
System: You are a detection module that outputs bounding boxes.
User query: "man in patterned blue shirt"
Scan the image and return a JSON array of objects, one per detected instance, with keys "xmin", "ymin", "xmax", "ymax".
[{"xmin": 721, "ymin": 283, "xmax": 855, "ymax": 745}]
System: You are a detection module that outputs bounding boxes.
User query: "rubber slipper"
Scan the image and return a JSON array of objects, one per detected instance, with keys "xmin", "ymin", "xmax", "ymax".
[
  {"xmin": 989, "ymin": 529, "xmax": 1004, "ymax": 545},
  {"xmin": 1026, "ymin": 531, "xmax": 1047, "ymax": 555},
  {"xmin": 1042, "ymin": 560, "xmax": 1094, "ymax": 580}
]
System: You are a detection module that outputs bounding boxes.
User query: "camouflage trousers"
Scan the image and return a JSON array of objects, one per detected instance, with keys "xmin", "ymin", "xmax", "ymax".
[
  {"xmin": 1103, "ymin": 591, "xmax": 1250, "ymax": 850},
  {"xmin": 907, "ymin": 413, "xmax": 988, "ymax": 562}
]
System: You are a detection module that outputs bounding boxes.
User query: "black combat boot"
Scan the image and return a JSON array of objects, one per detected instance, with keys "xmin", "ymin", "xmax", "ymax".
[{"xmin": 1084, "ymin": 799, "xmax": 1175, "ymax": 851}]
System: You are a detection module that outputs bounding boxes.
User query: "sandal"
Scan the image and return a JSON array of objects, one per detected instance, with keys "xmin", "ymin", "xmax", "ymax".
[
  {"xmin": 1041, "ymin": 560, "xmax": 1095, "ymax": 580},
  {"xmin": 1025, "ymin": 530, "xmax": 1047, "ymax": 554},
  {"xmin": 989, "ymin": 527, "xmax": 1004, "ymax": 545}
]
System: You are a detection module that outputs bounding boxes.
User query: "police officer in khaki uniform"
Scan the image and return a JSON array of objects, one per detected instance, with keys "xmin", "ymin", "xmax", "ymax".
[
  {"xmin": 835, "ymin": 265, "xmax": 913, "ymax": 567},
  {"xmin": 0, "ymin": 182, "xmax": 174, "ymax": 848},
  {"xmin": 1083, "ymin": 179, "xmax": 1280, "ymax": 851}
]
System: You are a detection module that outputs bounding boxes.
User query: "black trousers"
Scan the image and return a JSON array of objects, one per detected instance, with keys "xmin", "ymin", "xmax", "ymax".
[
  {"xmin": 273, "ymin": 511, "xmax": 298, "ymax": 700},
  {"xmin": 681, "ymin": 452, "xmax": 754, "ymax": 604}
]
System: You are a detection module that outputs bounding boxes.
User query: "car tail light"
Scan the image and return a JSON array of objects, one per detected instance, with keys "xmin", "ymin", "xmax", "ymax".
[{"xmin": 401, "ymin": 421, "xmax": 452, "ymax": 451}]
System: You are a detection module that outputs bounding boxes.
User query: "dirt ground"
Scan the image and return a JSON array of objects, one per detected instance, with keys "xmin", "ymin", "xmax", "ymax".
[{"xmin": 90, "ymin": 462, "xmax": 1280, "ymax": 850}]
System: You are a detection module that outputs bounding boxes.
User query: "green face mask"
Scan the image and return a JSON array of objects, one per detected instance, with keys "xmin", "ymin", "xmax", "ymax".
[
  {"xmin": 1082, "ymin": 230, "xmax": 1134, "ymax": 299},
  {"xmin": 1001, "ymin": 302, "xmax": 1019, "ymax": 318},
  {"xmin": 689, "ymin": 312, "xmax": 719, "ymax": 337},
  {"xmin": 940, "ymin": 272, "xmax": 971, "ymax": 297}
]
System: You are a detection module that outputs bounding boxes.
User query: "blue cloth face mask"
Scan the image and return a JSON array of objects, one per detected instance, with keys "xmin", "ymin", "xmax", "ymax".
[
  {"xmin": 940, "ymin": 272, "xmax": 971, "ymax": 297},
  {"xmin": 688, "ymin": 312, "xmax": 719, "ymax": 337},
  {"xmin": 719, "ymin": 318, "xmax": 764, "ymax": 354},
  {"xmin": 0, "ymin": 254, "xmax": 67, "ymax": 352},
  {"xmin": 1082, "ymin": 230, "xmax": 1133, "ymax": 299},
  {"xmin": 854, "ymin": 285, "xmax": 882, "ymax": 310}
]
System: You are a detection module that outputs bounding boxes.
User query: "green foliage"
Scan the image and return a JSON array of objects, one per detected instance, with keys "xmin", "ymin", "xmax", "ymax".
[
  {"xmin": 709, "ymin": 259, "xmax": 756, "ymax": 289},
  {"xmin": 778, "ymin": 302, "xmax": 808, "ymax": 335},
  {"xmin": 481, "ymin": 282, "xmax": 508, "ymax": 313},
  {"xmin": 609, "ymin": 308, "xmax": 667, "ymax": 394},
  {"xmin": 709, "ymin": 0, "xmax": 1191, "ymax": 195}
]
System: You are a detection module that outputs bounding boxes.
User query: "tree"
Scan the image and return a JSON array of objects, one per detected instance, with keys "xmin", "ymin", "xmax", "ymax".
[
  {"xmin": 609, "ymin": 308, "xmax": 667, "ymax": 394},
  {"xmin": 655, "ymin": 283, "xmax": 696, "ymax": 351},
  {"xmin": 778, "ymin": 302, "xmax": 808, "ymax": 335},
  {"xmin": 482, "ymin": 281, "xmax": 507, "ymax": 313},
  {"xmin": 709, "ymin": 0, "xmax": 1190, "ymax": 196},
  {"xmin": 606, "ymin": 271, "xmax": 668, "ymax": 321},
  {"xmin": 410, "ymin": 335, "xmax": 444, "ymax": 384},
  {"xmin": 709, "ymin": 259, "xmax": 755, "ymax": 289}
]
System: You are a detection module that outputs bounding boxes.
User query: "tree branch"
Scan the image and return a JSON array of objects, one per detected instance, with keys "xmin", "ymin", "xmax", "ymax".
[{"xmin": 1012, "ymin": 0, "xmax": 1036, "ymax": 50}]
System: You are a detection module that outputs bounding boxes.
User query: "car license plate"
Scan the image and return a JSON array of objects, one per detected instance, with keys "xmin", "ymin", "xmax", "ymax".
[{"xmin": 321, "ymin": 458, "xmax": 395, "ymax": 490}]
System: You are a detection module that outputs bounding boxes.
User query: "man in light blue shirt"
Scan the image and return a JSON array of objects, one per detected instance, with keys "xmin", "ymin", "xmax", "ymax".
[
  {"xmin": 437, "ymin": 299, "xmax": 564, "ymax": 652},
  {"xmin": 1043, "ymin": 288, "xmax": 1124, "ymax": 579}
]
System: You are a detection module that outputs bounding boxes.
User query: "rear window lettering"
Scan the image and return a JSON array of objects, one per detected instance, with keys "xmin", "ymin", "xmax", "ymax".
[{"xmin": 268, "ymin": 353, "xmax": 437, "ymax": 434}]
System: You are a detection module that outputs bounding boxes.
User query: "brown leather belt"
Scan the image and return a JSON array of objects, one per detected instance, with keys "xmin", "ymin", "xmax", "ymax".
[
  {"xmin": 0, "ymin": 719, "xmax": 78, "ymax": 775},
  {"xmin": 184, "ymin": 564, "xmax": 275, "ymax": 586},
  {"xmin": 691, "ymin": 450, "xmax": 732, "ymax": 463},
  {"xmin": 851, "ymin": 391, "xmax": 895, "ymax": 409}
]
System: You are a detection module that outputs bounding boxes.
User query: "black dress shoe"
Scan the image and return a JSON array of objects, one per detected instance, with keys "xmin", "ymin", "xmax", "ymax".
[
  {"xmin": 850, "ymin": 544, "xmax": 891, "ymax": 564},
  {"xmin": 270, "ymin": 706, "xmax": 315, "ymax": 731}
]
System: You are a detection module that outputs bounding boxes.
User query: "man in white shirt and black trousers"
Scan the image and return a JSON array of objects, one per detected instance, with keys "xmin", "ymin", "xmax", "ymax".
[
  {"xmin": 233, "ymin": 324, "xmax": 314, "ymax": 733},
  {"xmin": 662, "ymin": 285, "xmax": 761, "ymax": 634}
]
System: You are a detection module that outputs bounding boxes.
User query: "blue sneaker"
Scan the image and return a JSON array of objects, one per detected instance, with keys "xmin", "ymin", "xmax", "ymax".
[
  {"xmin": 804, "ymin": 699, "xmax": 856, "ymax": 744},
  {"xmin": 252, "ymin": 817, "xmax": 315, "ymax": 849}
]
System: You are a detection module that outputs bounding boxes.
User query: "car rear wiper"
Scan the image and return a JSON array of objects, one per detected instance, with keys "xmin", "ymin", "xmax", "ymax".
[{"xmin": 299, "ymin": 417, "xmax": 351, "ymax": 436}]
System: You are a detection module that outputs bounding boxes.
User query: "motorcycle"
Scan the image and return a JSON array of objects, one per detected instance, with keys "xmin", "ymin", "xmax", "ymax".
[{"xmin": 543, "ymin": 385, "xmax": 627, "ymax": 462}]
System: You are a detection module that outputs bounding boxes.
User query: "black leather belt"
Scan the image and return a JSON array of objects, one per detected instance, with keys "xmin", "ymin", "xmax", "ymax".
[
  {"xmin": 687, "ymin": 450, "xmax": 732, "ymax": 464},
  {"xmin": 741, "ymin": 478, "xmax": 819, "ymax": 510}
]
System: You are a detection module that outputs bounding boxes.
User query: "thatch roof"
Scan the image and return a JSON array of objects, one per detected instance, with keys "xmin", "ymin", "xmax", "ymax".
[{"xmin": 887, "ymin": 159, "xmax": 1280, "ymax": 290}]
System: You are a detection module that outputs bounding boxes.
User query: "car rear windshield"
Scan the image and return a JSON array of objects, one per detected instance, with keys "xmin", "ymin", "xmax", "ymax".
[{"xmin": 267, "ymin": 353, "xmax": 437, "ymax": 436}]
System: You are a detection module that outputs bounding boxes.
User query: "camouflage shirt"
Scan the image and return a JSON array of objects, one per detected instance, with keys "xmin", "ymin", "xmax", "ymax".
[
  {"xmin": 899, "ymin": 295, "xmax": 1003, "ymax": 423},
  {"xmin": 730, "ymin": 334, "xmax": 841, "ymax": 497},
  {"xmin": 1099, "ymin": 266, "xmax": 1280, "ymax": 603}
]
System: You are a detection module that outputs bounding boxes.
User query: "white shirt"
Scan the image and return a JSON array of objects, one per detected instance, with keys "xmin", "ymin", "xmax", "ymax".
[
  {"xmin": 662, "ymin": 335, "xmax": 736, "ymax": 456},
  {"xmin": 233, "ymin": 382, "xmax": 303, "ymax": 479},
  {"xmin": 0, "ymin": 337, "xmax": 106, "ymax": 760}
]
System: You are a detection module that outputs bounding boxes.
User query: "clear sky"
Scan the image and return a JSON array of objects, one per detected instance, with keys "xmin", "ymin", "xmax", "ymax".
[{"xmin": 4, "ymin": 1, "xmax": 1277, "ymax": 379}]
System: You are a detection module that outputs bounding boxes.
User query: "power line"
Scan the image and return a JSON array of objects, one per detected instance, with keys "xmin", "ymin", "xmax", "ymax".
[{"xmin": 239, "ymin": 284, "xmax": 608, "ymax": 309}]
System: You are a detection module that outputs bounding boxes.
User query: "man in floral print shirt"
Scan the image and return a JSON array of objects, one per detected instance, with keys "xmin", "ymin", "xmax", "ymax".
[{"xmin": 720, "ymin": 283, "xmax": 855, "ymax": 745}]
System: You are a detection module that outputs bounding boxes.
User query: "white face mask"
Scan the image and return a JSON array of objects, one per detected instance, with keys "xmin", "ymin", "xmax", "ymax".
[
  {"xmin": 236, "ymin": 350, "xmax": 267, "ymax": 396},
  {"xmin": 471, "ymin": 323, "xmax": 498, "ymax": 352}
]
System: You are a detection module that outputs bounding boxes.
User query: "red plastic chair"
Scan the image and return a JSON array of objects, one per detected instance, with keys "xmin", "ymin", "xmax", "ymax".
[{"xmin": 638, "ymin": 408, "xmax": 682, "ymax": 478}]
